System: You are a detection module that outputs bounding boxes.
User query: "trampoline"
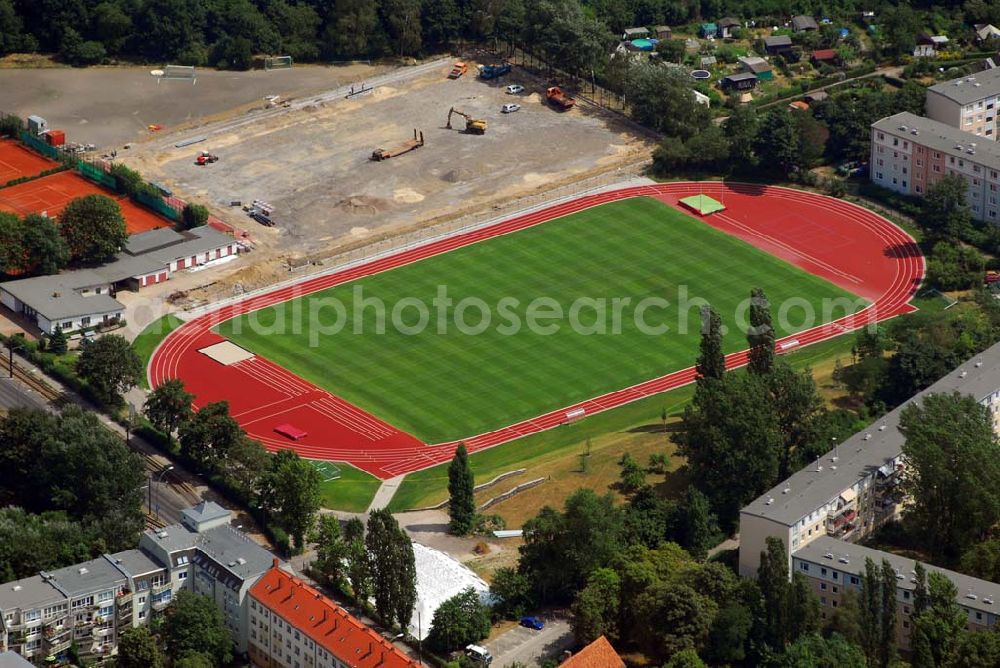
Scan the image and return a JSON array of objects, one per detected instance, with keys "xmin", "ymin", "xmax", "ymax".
[{"xmin": 691, "ymin": 70, "xmax": 712, "ymax": 80}]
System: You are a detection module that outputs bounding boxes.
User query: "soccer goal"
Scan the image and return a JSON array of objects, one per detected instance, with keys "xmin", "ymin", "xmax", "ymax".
[
  {"xmin": 264, "ymin": 56, "xmax": 293, "ymax": 71},
  {"xmin": 160, "ymin": 64, "xmax": 197, "ymax": 84}
]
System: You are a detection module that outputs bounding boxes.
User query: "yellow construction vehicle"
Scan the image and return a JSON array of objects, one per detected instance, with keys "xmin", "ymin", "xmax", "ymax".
[{"xmin": 446, "ymin": 107, "xmax": 487, "ymax": 134}]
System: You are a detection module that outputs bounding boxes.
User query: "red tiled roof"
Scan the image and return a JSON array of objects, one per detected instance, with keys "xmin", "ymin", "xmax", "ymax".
[
  {"xmin": 561, "ymin": 636, "xmax": 625, "ymax": 668},
  {"xmin": 812, "ymin": 49, "xmax": 838, "ymax": 60},
  {"xmin": 249, "ymin": 566, "xmax": 419, "ymax": 668}
]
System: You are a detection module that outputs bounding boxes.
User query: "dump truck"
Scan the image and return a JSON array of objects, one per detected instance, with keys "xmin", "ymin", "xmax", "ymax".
[
  {"xmin": 448, "ymin": 62, "xmax": 468, "ymax": 79},
  {"xmin": 478, "ymin": 62, "xmax": 512, "ymax": 80},
  {"xmin": 546, "ymin": 86, "xmax": 576, "ymax": 110},
  {"xmin": 446, "ymin": 107, "xmax": 487, "ymax": 134},
  {"xmin": 371, "ymin": 130, "xmax": 425, "ymax": 161}
]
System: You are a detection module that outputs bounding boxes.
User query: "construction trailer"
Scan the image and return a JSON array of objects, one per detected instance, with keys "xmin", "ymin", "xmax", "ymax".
[
  {"xmin": 371, "ymin": 130, "xmax": 425, "ymax": 161},
  {"xmin": 446, "ymin": 108, "xmax": 487, "ymax": 134},
  {"xmin": 478, "ymin": 62, "xmax": 512, "ymax": 79}
]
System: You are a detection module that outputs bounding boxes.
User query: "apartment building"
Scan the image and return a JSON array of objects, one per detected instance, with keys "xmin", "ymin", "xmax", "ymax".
[
  {"xmin": 0, "ymin": 502, "xmax": 284, "ymax": 665},
  {"xmin": 926, "ymin": 68, "xmax": 1000, "ymax": 139},
  {"xmin": 247, "ymin": 565, "xmax": 419, "ymax": 668},
  {"xmin": 739, "ymin": 341, "xmax": 1000, "ymax": 648},
  {"xmin": 870, "ymin": 111, "xmax": 1000, "ymax": 222},
  {"xmin": 794, "ymin": 537, "xmax": 1000, "ymax": 648}
]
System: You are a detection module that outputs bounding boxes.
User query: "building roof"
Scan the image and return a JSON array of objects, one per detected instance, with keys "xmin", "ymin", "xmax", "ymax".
[
  {"xmin": 623, "ymin": 27, "xmax": 649, "ymax": 37},
  {"xmin": 143, "ymin": 524, "xmax": 197, "ymax": 554},
  {"xmin": 124, "ymin": 227, "xmax": 187, "ymax": 255},
  {"xmin": 795, "ymin": 536, "xmax": 1000, "ymax": 616},
  {"xmin": 789, "ymin": 100, "xmax": 811, "ymax": 110},
  {"xmin": 805, "ymin": 90, "xmax": 829, "ymax": 102},
  {"xmin": 561, "ymin": 636, "xmax": 625, "ymax": 668},
  {"xmin": 143, "ymin": 520, "xmax": 275, "ymax": 586},
  {"xmin": 0, "ymin": 274, "xmax": 125, "ymax": 322},
  {"xmin": 740, "ymin": 56, "xmax": 772, "ymax": 73},
  {"xmin": 872, "ymin": 112, "xmax": 1000, "ymax": 168},
  {"xmin": 182, "ymin": 500, "xmax": 230, "ymax": 530},
  {"xmin": 250, "ymin": 566, "xmax": 420, "ymax": 668},
  {"xmin": 724, "ymin": 72, "xmax": 758, "ymax": 82},
  {"xmin": 0, "ymin": 575, "xmax": 65, "ymax": 611},
  {"xmin": 812, "ymin": 48, "xmax": 838, "ymax": 60},
  {"xmin": 975, "ymin": 24, "xmax": 1000, "ymax": 40},
  {"xmin": 46, "ymin": 556, "xmax": 127, "ymax": 597},
  {"xmin": 105, "ymin": 549, "xmax": 166, "ymax": 578},
  {"xmin": 743, "ymin": 339, "xmax": 1000, "ymax": 526},
  {"xmin": 0, "ymin": 651, "xmax": 34, "ymax": 668},
  {"xmin": 792, "ymin": 15, "xmax": 819, "ymax": 31},
  {"xmin": 719, "ymin": 17, "xmax": 741, "ymax": 28},
  {"xmin": 928, "ymin": 68, "xmax": 1000, "ymax": 105},
  {"xmin": 764, "ymin": 35, "xmax": 793, "ymax": 47}
]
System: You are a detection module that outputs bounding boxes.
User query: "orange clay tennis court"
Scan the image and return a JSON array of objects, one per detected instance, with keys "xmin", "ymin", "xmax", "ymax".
[
  {"xmin": 0, "ymin": 170, "xmax": 171, "ymax": 234},
  {"xmin": 0, "ymin": 139, "xmax": 59, "ymax": 183}
]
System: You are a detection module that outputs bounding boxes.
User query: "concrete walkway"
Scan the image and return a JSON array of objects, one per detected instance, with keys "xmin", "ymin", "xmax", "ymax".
[{"xmin": 367, "ymin": 474, "xmax": 406, "ymax": 512}]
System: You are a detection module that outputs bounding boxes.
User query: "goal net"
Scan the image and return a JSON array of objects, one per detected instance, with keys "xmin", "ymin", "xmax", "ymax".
[
  {"xmin": 160, "ymin": 65, "xmax": 197, "ymax": 84},
  {"xmin": 264, "ymin": 56, "xmax": 293, "ymax": 70}
]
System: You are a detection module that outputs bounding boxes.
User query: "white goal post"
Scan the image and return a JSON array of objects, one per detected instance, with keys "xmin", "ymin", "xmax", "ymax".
[
  {"xmin": 159, "ymin": 64, "xmax": 197, "ymax": 84},
  {"xmin": 264, "ymin": 55, "xmax": 293, "ymax": 70}
]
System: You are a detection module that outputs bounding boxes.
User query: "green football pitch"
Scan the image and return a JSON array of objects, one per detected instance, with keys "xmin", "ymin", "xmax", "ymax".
[{"xmin": 216, "ymin": 197, "xmax": 865, "ymax": 443}]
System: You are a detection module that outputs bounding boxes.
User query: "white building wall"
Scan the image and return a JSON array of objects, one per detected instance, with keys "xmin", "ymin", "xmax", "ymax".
[{"xmin": 738, "ymin": 513, "xmax": 794, "ymax": 578}]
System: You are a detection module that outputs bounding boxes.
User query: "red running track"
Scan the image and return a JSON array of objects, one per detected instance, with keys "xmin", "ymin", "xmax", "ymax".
[{"xmin": 149, "ymin": 183, "xmax": 924, "ymax": 479}]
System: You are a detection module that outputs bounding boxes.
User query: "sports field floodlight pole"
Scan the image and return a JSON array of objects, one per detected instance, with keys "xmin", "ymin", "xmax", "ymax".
[{"xmin": 151, "ymin": 465, "xmax": 174, "ymax": 520}]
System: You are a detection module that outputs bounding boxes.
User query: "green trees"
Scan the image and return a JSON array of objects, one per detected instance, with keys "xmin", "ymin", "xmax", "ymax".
[
  {"xmin": 756, "ymin": 538, "xmax": 819, "ymax": 651},
  {"xmin": 489, "ymin": 566, "xmax": 533, "ymax": 619},
  {"xmin": 0, "ymin": 212, "xmax": 69, "ymax": 276},
  {"xmin": 144, "ymin": 378, "xmax": 194, "ymax": 440},
  {"xmin": 909, "ymin": 572, "xmax": 968, "ymax": 668},
  {"xmin": 899, "ymin": 392, "xmax": 1000, "ymax": 561},
  {"xmin": 918, "ymin": 175, "xmax": 973, "ymax": 244},
  {"xmin": 366, "ymin": 509, "xmax": 417, "ymax": 628},
  {"xmin": 616, "ymin": 452, "xmax": 647, "ymax": 495},
  {"xmin": 859, "ymin": 558, "xmax": 897, "ymax": 668},
  {"xmin": 778, "ymin": 633, "xmax": 866, "ymax": 668},
  {"xmin": 263, "ymin": 449, "xmax": 322, "ymax": 552},
  {"xmin": 163, "ymin": 590, "xmax": 233, "ymax": 666},
  {"xmin": 178, "ymin": 401, "xmax": 244, "ymax": 470},
  {"xmin": 181, "ymin": 203, "xmax": 210, "ymax": 229},
  {"xmin": 695, "ymin": 305, "xmax": 725, "ymax": 382},
  {"xmin": 927, "ymin": 242, "xmax": 985, "ymax": 291},
  {"xmin": 344, "ymin": 517, "xmax": 372, "ymax": 605},
  {"xmin": 447, "ymin": 443, "xmax": 476, "ymax": 535},
  {"xmin": 747, "ymin": 287, "xmax": 775, "ymax": 375},
  {"xmin": 311, "ymin": 515, "xmax": 348, "ymax": 587},
  {"xmin": 629, "ymin": 64, "xmax": 710, "ymax": 139},
  {"xmin": 77, "ymin": 334, "xmax": 143, "ymax": 404},
  {"xmin": 571, "ymin": 568, "xmax": 620, "ymax": 644},
  {"xmin": 58, "ymin": 194, "xmax": 128, "ymax": 264},
  {"xmin": 426, "ymin": 587, "xmax": 491, "ymax": 653},
  {"xmin": 117, "ymin": 626, "xmax": 164, "ymax": 668},
  {"xmin": 48, "ymin": 326, "xmax": 68, "ymax": 355}
]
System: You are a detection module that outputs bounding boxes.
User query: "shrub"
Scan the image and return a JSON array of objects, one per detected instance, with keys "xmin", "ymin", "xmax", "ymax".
[{"xmin": 182, "ymin": 203, "xmax": 210, "ymax": 229}]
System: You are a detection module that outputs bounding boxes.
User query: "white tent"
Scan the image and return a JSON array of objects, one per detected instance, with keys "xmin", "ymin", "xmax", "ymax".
[{"xmin": 407, "ymin": 542, "xmax": 492, "ymax": 640}]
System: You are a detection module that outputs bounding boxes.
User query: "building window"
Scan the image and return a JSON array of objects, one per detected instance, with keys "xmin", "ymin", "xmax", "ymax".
[
  {"xmin": 821, "ymin": 583, "xmax": 827, "ymax": 591},
  {"xmin": 821, "ymin": 597, "xmax": 827, "ymax": 605},
  {"xmin": 904, "ymin": 591, "xmax": 911, "ymax": 600},
  {"xmin": 177, "ymin": 572, "xmax": 187, "ymax": 580},
  {"xmin": 801, "ymin": 563, "xmax": 810, "ymax": 571},
  {"xmin": 851, "ymin": 576, "xmax": 859, "ymax": 585},
  {"xmin": 80, "ymin": 316, "xmax": 91, "ymax": 327}
]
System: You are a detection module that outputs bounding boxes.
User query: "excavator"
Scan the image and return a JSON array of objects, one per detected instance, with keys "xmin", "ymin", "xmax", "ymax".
[{"xmin": 446, "ymin": 107, "xmax": 487, "ymax": 135}]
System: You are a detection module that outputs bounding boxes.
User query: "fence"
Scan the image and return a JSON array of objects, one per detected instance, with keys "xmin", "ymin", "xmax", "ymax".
[
  {"xmin": 77, "ymin": 158, "xmax": 117, "ymax": 189},
  {"xmin": 135, "ymin": 188, "xmax": 181, "ymax": 222},
  {"xmin": 19, "ymin": 131, "xmax": 60, "ymax": 160}
]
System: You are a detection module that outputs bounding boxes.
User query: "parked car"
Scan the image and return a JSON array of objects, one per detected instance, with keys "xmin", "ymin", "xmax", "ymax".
[
  {"xmin": 502, "ymin": 103, "xmax": 521, "ymax": 113},
  {"xmin": 505, "ymin": 84, "xmax": 525, "ymax": 94},
  {"xmin": 520, "ymin": 616, "xmax": 544, "ymax": 630},
  {"xmin": 465, "ymin": 644, "xmax": 493, "ymax": 665}
]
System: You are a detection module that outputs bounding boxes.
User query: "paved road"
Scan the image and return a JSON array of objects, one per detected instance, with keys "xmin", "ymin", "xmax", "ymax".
[
  {"xmin": 0, "ymin": 375, "xmax": 50, "ymax": 412},
  {"xmin": 487, "ymin": 615, "xmax": 573, "ymax": 668}
]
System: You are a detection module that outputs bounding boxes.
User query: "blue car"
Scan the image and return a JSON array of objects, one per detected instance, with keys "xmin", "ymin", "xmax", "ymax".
[{"xmin": 520, "ymin": 616, "xmax": 544, "ymax": 630}]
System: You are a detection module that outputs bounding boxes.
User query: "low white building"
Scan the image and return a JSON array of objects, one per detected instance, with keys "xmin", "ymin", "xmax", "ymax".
[{"xmin": 0, "ymin": 226, "xmax": 239, "ymax": 334}]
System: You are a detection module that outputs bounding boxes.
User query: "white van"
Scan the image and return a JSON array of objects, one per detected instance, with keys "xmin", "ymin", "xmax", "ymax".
[{"xmin": 465, "ymin": 644, "xmax": 493, "ymax": 665}]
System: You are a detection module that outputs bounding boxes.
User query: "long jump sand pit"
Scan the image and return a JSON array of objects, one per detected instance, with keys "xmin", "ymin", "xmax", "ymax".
[{"xmin": 140, "ymin": 60, "xmax": 652, "ymax": 254}]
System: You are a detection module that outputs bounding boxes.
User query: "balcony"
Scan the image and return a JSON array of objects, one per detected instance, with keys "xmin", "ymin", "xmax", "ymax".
[
  {"xmin": 43, "ymin": 625, "xmax": 70, "ymax": 641},
  {"xmin": 116, "ymin": 591, "xmax": 133, "ymax": 606},
  {"xmin": 46, "ymin": 638, "xmax": 72, "ymax": 654},
  {"xmin": 151, "ymin": 596, "xmax": 171, "ymax": 612},
  {"xmin": 151, "ymin": 583, "xmax": 171, "ymax": 596},
  {"xmin": 92, "ymin": 626, "xmax": 114, "ymax": 639}
]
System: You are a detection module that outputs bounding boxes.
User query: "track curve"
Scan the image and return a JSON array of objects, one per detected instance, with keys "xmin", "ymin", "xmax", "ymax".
[{"xmin": 149, "ymin": 183, "xmax": 924, "ymax": 479}]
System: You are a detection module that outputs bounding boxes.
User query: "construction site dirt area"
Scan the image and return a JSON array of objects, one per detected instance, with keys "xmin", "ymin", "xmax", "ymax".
[
  {"xmin": 0, "ymin": 170, "xmax": 171, "ymax": 234},
  {"xmin": 135, "ymin": 60, "xmax": 651, "ymax": 255},
  {"xmin": 0, "ymin": 64, "xmax": 385, "ymax": 149}
]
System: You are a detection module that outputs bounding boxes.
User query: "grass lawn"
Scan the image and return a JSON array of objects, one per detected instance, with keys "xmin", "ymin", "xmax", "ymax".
[
  {"xmin": 133, "ymin": 314, "xmax": 184, "ymax": 388},
  {"xmin": 314, "ymin": 462, "xmax": 382, "ymax": 513},
  {"xmin": 386, "ymin": 331, "xmax": 860, "ymax": 513},
  {"xmin": 216, "ymin": 196, "xmax": 864, "ymax": 444}
]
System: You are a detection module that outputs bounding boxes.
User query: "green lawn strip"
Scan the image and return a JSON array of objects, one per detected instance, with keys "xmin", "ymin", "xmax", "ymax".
[
  {"xmin": 133, "ymin": 314, "xmax": 184, "ymax": 389},
  {"xmin": 218, "ymin": 197, "xmax": 863, "ymax": 443},
  {"xmin": 315, "ymin": 462, "xmax": 382, "ymax": 513},
  {"xmin": 386, "ymin": 330, "xmax": 860, "ymax": 512}
]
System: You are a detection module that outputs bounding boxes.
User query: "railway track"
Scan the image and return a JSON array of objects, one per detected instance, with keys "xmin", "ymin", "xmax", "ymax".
[{"xmin": 9, "ymin": 361, "xmax": 64, "ymax": 404}]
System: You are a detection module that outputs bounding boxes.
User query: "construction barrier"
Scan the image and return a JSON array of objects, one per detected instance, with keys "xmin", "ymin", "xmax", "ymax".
[{"xmin": 19, "ymin": 131, "xmax": 60, "ymax": 160}]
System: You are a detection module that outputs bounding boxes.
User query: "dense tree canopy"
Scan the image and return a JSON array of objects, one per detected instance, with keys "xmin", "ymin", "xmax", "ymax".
[
  {"xmin": 58, "ymin": 194, "xmax": 128, "ymax": 264},
  {"xmin": 77, "ymin": 334, "xmax": 143, "ymax": 404}
]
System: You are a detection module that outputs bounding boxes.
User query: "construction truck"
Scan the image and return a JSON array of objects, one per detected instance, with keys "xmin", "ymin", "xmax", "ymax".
[
  {"xmin": 546, "ymin": 86, "xmax": 576, "ymax": 110},
  {"xmin": 195, "ymin": 151, "xmax": 219, "ymax": 165},
  {"xmin": 371, "ymin": 130, "xmax": 425, "ymax": 161},
  {"xmin": 446, "ymin": 107, "xmax": 487, "ymax": 134},
  {"xmin": 448, "ymin": 62, "xmax": 468, "ymax": 79},
  {"xmin": 478, "ymin": 62, "xmax": 512, "ymax": 80}
]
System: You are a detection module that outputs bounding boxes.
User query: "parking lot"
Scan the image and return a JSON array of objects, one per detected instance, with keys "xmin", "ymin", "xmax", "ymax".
[{"xmin": 486, "ymin": 614, "xmax": 573, "ymax": 667}]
